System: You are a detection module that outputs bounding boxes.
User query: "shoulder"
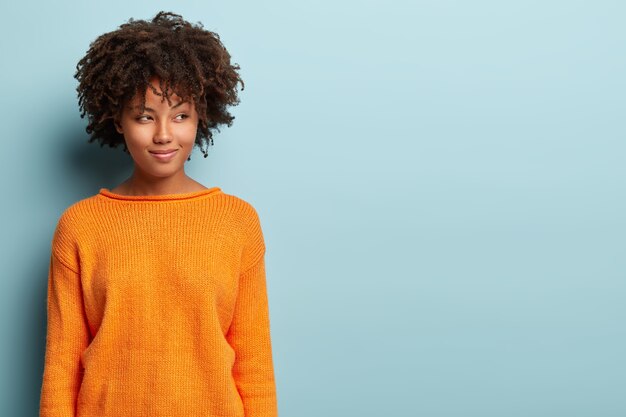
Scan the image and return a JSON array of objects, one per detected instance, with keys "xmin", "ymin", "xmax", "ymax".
[
  {"xmin": 54, "ymin": 193, "xmax": 102, "ymax": 231},
  {"xmin": 50, "ymin": 193, "xmax": 101, "ymax": 268},
  {"xmin": 218, "ymin": 191, "xmax": 266, "ymax": 264},
  {"xmin": 216, "ymin": 190, "xmax": 263, "ymax": 225}
]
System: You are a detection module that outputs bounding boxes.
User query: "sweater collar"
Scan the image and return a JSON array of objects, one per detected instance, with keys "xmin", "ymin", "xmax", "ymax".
[{"xmin": 98, "ymin": 187, "xmax": 222, "ymax": 202}]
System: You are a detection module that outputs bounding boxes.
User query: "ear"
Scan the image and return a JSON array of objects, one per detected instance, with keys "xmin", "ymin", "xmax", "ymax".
[{"xmin": 114, "ymin": 118, "xmax": 123, "ymax": 134}]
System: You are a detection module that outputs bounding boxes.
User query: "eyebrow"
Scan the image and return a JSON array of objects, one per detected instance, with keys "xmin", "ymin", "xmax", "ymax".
[{"xmin": 131, "ymin": 101, "xmax": 189, "ymax": 112}]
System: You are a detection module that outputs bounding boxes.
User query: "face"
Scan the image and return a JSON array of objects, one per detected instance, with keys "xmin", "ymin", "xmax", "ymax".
[{"xmin": 115, "ymin": 77, "xmax": 198, "ymax": 180}]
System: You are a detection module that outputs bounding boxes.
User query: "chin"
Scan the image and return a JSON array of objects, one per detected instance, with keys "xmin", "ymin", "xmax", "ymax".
[{"xmin": 134, "ymin": 163, "xmax": 184, "ymax": 178}]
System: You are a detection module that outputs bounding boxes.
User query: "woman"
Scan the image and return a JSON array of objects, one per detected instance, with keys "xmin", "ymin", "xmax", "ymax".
[{"xmin": 39, "ymin": 11, "xmax": 278, "ymax": 417}]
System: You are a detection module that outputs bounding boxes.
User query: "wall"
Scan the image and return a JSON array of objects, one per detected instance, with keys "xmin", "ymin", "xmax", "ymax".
[{"xmin": 1, "ymin": 1, "xmax": 624, "ymax": 415}]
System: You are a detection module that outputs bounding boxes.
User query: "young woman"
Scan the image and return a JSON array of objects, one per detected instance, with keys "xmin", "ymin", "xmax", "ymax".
[{"xmin": 39, "ymin": 11, "xmax": 278, "ymax": 417}]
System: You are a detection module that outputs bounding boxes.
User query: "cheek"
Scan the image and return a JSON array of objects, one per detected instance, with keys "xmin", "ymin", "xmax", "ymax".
[
  {"xmin": 122, "ymin": 134, "xmax": 143, "ymax": 161},
  {"xmin": 180, "ymin": 124, "xmax": 199, "ymax": 145},
  {"xmin": 124, "ymin": 132, "xmax": 147, "ymax": 148}
]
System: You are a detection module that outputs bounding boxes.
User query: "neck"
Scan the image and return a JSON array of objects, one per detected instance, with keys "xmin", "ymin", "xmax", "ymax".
[{"xmin": 118, "ymin": 168, "xmax": 200, "ymax": 196}]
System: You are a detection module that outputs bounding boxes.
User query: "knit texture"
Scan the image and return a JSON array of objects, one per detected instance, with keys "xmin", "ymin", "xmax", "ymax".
[{"xmin": 39, "ymin": 187, "xmax": 278, "ymax": 417}]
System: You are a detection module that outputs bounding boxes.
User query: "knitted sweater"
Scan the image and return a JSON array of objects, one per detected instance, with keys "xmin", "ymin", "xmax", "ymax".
[{"xmin": 39, "ymin": 187, "xmax": 278, "ymax": 417}]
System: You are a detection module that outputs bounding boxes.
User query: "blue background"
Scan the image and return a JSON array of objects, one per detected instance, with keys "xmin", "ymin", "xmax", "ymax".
[{"xmin": 1, "ymin": 1, "xmax": 625, "ymax": 416}]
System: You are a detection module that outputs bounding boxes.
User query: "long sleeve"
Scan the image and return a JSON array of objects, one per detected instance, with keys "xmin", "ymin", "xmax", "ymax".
[
  {"xmin": 39, "ymin": 252, "xmax": 90, "ymax": 417},
  {"xmin": 226, "ymin": 255, "xmax": 278, "ymax": 417},
  {"xmin": 38, "ymin": 189, "xmax": 277, "ymax": 417}
]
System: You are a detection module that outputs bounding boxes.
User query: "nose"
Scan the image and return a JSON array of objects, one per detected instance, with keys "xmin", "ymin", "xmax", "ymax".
[{"xmin": 154, "ymin": 119, "xmax": 173, "ymax": 144}]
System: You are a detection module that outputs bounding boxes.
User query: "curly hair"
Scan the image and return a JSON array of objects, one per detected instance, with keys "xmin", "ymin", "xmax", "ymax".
[{"xmin": 75, "ymin": 11, "xmax": 244, "ymax": 158}]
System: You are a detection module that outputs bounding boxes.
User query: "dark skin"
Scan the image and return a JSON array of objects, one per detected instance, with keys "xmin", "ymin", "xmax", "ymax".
[
  {"xmin": 74, "ymin": 11, "xmax": 245, "ymax": 195},
  {"xmin": 110, "ymin": 77, "xmax": 209, "ymax": 196}
]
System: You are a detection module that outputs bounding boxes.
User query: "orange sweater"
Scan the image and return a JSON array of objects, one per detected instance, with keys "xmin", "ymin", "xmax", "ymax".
[{"xmin": 39, "ymin": 187, "xmax": 278, "ymax": 417}]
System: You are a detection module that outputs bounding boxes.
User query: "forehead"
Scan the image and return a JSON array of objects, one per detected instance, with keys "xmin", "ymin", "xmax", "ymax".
[{"xmin": 125, "ymin": 85, "xmax": 192, "ymax": 111}]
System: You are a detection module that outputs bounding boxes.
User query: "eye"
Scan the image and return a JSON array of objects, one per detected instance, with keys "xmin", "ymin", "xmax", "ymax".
[
  {"xmin": 174, "ymin": 113, "xmax": 189, "ymax": 121},
  {"xmin": 136, "ymin": 115, "xmax": 152, "ymax": 122}
]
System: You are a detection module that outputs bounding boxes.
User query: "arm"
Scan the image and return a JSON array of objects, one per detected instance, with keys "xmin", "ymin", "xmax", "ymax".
[
  {"xmin": 227, "ymin": 256, "xmax": 278, "ymax": 416},
  {"xmin": 226, "ymin": 207, "xmax": 278, "ymax": 416},
  {"xmin": 39, "ymin": 252, "xmax": 90, "ymax": 417}
]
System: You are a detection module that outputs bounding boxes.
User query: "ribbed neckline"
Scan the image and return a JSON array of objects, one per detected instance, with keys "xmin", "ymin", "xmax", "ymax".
[{"xmin": 98, "ymin": 186, "xmax": 222, "ymax": 202}]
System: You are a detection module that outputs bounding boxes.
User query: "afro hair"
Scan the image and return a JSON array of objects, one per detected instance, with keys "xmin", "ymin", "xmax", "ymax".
[{"xmin": 74, "ymin": 11, "xmax": 245, "ymax": 157}]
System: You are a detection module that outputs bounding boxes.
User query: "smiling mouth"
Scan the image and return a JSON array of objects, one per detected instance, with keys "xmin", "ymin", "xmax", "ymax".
[{"xmin": 149, "ymin": 150, "xmax": 178, "ymax": 161}]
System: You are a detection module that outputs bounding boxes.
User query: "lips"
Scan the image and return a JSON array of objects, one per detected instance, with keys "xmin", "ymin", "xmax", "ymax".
[
  {"xmin": 149, "ymin": 149, "xmax": 178, "ymax": 154},
  {"xmin": 149, "ymin": 149, "xmax": 178, "ymax": 161}
]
